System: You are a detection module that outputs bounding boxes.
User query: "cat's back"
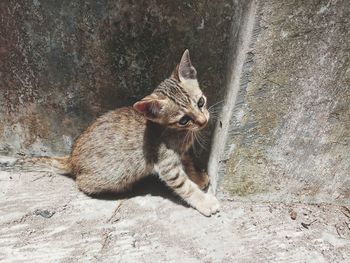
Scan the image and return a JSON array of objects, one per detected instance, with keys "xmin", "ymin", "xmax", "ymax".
[
  {"xmin": 98, "ymin": 106, "xmax": 145, "ymax": 128},
  {"xmin": 93, "ymin": 106, "xmax": 146, "ymax": 136},
  {"xmin": 71, "ymin": 107, "xmax": 146, "ymax": 158}
]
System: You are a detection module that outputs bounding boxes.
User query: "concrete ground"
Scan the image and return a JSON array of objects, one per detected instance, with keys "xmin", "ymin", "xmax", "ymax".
[{"xmin": 1, "ymin": 162, "xmax": 350, "ymax": 262}]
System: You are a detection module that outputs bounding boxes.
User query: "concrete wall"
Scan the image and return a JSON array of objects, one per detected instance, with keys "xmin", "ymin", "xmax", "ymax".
[
  {"xmin": 0, "ymin": 0, "xmax": 236, "ymax": 160},
  {"xmin": 214, "ymin": 0, "xmax": 350, "ymax": 203},
  {"xmin": 1, "ymin": 0, "xmax": 349, "ymax": 204}
]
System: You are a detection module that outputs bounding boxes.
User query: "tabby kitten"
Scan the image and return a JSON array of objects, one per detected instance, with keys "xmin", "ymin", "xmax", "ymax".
[{"xmin": 14, "ymin": 50, "xmax": 220, "ymax": 216}]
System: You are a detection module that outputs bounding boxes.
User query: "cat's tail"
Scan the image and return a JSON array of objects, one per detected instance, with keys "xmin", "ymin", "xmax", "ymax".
[{"xmin": 0, "ymin": 155, "xmax": 72, "ymax": 176}]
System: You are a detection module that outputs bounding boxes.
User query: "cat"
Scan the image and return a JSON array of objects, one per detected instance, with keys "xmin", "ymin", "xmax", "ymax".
[{"xmin": 7, "ymin": 50, "xmax": 220, "ymax": 216}]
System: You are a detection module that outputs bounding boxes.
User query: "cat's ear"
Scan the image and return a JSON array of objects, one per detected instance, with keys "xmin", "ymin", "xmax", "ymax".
[
  {"xmin": 133, "ymin": 95, "xmax": 164, "ymax": 118},
  {"xmin": 171, "ymin": 49, "xmax": 197, "ymax": 82}
]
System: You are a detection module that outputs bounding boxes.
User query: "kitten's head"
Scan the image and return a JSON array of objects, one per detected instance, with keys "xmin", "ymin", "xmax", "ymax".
[{"xmin": 133, "ymin": 50, "xmax": 209, "ymax": 131}]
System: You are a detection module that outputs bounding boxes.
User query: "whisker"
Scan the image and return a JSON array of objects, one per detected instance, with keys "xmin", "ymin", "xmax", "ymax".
[
  {"xmin": 192, "ymin": 132, "xmax": 200, "ymax": 157},
  {"xmin": 209, "ymin": 107, "xmax": 222, "ymax": 113},
  {"xmin": 208, "ymin": 100, "xmax": 224, "ymax": 110},
  {"xmin": 197, "ymin": 132, "xmax": 209, "ymax": 146},
  {"xmin": 208, "ymin": 110, "xmax": 223, "ymax": 117},
  {"xmin": 193, "ymin": 131, "xmax": 207, "ymax": 151},
  {"xmin": 208, "ymin": 107, "xmax": 223, "ymax": 114},
  {"xmin": 209, "ymin": 99, "xmax": 224, "ymax": 107},
  {"xmin": 182, "ymin": 130, "xmax": 191, "ymax": 150}
]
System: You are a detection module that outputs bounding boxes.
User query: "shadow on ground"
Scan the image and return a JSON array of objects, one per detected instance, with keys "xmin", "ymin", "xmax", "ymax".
[{"xmin": 88, "ymin": 175, "xmax": 188, "ymax": 207}]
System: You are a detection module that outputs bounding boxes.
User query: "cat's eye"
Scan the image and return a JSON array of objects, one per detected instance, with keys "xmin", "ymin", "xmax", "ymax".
[
  {"xmin": 178, "ymin": 115, "xmax": 191, "ymax": 126},
  {"xmin": 197, "ymin": 96, "xmax": 205, "ymax": 108}
]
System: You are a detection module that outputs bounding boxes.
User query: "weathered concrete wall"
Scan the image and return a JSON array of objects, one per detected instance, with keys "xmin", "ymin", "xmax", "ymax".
[
  {"xmin": 0, "ymin": 0, "xmax": 236, "ymax": 158},
  {"xmin": 2, "ymin": 0, "xmax": 348, "ymax": 204},
  {"xmin": 218, "ymin": 0, "xmax": 350, "ymax": 203}
]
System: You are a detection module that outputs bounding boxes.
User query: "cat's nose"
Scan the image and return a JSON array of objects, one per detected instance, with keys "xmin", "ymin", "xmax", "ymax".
[{"xmin": 195, "ymin": 116, "xmax": 207, "ymax": 127}]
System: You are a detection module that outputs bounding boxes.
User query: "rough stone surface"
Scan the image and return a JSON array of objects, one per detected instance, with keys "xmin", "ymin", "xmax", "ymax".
[
  {"xmin": 0, "ymin": 0, "xmax": 234, "ymax": 159},
  {"xmin": 1, "ymin": 169, "xmax": 349, "ymax": 262},
  {"xmin": 222, "ymin": 0, "xmax": 350, "ymax": 203}
]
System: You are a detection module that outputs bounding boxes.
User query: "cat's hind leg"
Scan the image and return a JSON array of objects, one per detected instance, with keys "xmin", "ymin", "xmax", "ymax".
[
  {"xmin": 75, "ymin": 173, "xmax": 128, "ymax": 195},
  {"xmin": 76, "ymin": 173, "xmax": 106, "ymax": 195}
]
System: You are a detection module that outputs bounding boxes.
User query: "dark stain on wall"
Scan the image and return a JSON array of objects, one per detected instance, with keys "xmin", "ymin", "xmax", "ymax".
[{"xmin": 0, "ymin": 0, "xmax": 236, "ymax": 157}]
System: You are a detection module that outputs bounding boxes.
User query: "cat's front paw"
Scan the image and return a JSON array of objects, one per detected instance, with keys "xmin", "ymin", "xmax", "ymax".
[{"xmin": 192, "ymin": 193, "xmax": 220, "ymax": 217}]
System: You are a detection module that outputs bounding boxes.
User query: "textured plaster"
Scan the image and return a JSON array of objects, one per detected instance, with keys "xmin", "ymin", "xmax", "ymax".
[{"xmin": 220, "ymin": 0, "xmax": 350, "ymax": 203}]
